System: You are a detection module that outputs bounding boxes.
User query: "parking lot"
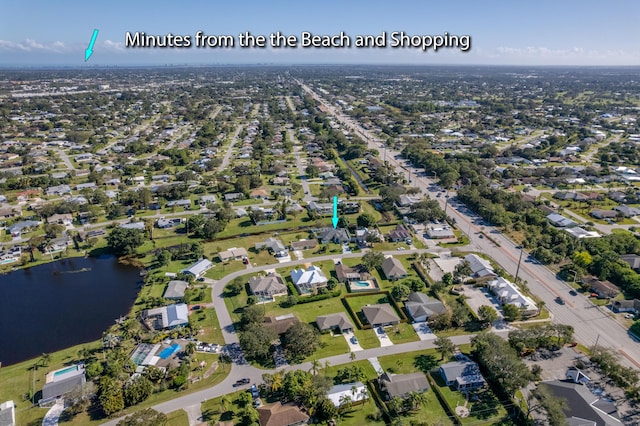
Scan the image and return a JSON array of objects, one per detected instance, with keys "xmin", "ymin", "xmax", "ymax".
[{"xmin": 459, "ymin": 284, "xmax": 504, "ymax": 320}]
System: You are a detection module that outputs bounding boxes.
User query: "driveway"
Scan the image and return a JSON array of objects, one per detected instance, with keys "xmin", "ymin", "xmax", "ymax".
[
  {"xmin": 412, "ymin": 322, "xmax": 437, "ymax": 341},
  {"xmin": 343, "ymin": 330, "xmax": 363, "ymax": 352},
  {"xmin": 375, "ymin": 327, "xmax": 394, "ymax": 347}
]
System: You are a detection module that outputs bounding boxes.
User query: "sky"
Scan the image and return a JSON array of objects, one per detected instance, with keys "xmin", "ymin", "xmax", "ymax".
[{"xmin": 1, "ymin": 0, "xmax": 639, "ymax": 66}]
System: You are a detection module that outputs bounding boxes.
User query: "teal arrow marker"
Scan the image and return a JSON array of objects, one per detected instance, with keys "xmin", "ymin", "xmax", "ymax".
[
  {"xmin": 332, "ymin": 196, "xmax": 339, "ymax": 229},
  {"xmin": 85, "ymin": 29, "xmax": 99, "ymax": 62}
]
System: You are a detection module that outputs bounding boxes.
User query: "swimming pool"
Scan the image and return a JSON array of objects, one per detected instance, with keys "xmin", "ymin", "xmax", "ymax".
[
  {"xmin": 158, "ymin": 343, "xmax": 182, "ymax": 359},
  {"xmin": 348, "ymin": 279, "xmax": 379, "ymax": 292},
  {"xmin": 54, "ymin": 365, "xmax": 78, "ymax": 377},
  {"xmin": 354, "ymin": 281, "xmax": 370, "ymax": 287}
]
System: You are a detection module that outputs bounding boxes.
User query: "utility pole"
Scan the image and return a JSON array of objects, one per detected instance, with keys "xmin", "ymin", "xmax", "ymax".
[{"xmin": 514, "ymin": 247, "xmax": 524, "ymax": 284}]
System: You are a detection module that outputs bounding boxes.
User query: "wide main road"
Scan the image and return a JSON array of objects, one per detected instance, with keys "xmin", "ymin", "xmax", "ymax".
[{"xmin": 299, "ymin": 81, "xmax": 640, "ymax": 369}]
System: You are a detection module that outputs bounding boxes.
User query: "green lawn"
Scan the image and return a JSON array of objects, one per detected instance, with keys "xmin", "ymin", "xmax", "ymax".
[
  {"xmin": 165, "ymin": 409, "xmax": 189, "ymax": 426},
  {"xmin": 384, "ymin": 323, "xmax": 419, "ymax": 344},
  {"xmin": 352, "ymin": 329, "xmax": 380, "ymax": 350},
  {"xmin": 190, "ymin": 307, "xmax": 224, "ymax": 344}
]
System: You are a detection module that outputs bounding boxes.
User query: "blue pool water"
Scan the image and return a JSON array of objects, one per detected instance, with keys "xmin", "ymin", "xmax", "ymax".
[
  {"xmin": 54, "ymin": 365, "xmax": 78, "ymax": 377},
  {"xmin": 354, "ymin": 281, "xmax": 371, "ymax": 287},
  {"xmin": 159, "ymin": 344, "xmax": 181, "ymax": 359}
]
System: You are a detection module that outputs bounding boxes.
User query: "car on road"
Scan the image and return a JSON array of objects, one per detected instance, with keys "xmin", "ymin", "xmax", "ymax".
[
  {"xmin": 569, "ymin": 290, "xmax": 577, "ymax": 296},
  {"xmin": 233, "ymin": 378, "xmax": 250, "ymax": 387},
  {"xmin": 555, "ymin": 297, "xmax": 566, "ymax": 305}
]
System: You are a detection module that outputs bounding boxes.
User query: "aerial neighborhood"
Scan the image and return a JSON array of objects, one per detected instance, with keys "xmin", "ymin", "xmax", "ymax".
[{"xmin": 1, "ymin": 65, "xmax": 639, "ymax": 426}]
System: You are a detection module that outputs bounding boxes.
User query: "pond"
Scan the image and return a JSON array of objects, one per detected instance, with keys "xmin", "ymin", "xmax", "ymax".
[{"xmin": 0, "ymin": 256, "xmax": 141, "ymax": 366}]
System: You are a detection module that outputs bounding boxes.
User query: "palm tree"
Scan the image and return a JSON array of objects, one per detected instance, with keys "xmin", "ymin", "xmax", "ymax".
[
  {"xmin": 185, "ymin": 342, "xmax": 196, "ymax": 357},
  {"xmin": 350, "ymin": 351, "xmax": 356, "ymax": 361},
  {"xmin": 323, "ymin": 360, "xmax": 331, "ymax": 376},
  {"xmin": 434, "ymin": 336, "xmax": 455, "ymax": 361},
  {"xmin": 271, "ymin": 372, "xmax": 283, "ymax": 393},
  {"xmin": 407, "ymin": 391, "xmax": 428, "ymax": 411},
  {"xmin": 40, "ymin": 353, "xmax": 51, "ymax": 367},
  {"xmin": 220, "ymin": 395, "xmax": 231, "ymax": 413},
  {"xmin": 77, "ymin": 347, "xmax": 92, "ymax": 364},
  {"xmin": 310, "ymin": 359, "xmax": 321, "ymax": 376},
  {"xmin": 102, "ymin": 333, "xmax": 119, "ymax": 350},
  {"xmin": 387, "ymin": 396, "xmax": 404, "ymax": 415},
  {"xmin": 359, "ymin": 387, "xmax": 369, "ymax": 408}
]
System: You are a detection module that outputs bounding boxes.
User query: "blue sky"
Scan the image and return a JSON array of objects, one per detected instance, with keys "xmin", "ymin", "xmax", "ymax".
[{"xmin": 1, "ymin": 0, "xmax": 639, "ymax": 66}]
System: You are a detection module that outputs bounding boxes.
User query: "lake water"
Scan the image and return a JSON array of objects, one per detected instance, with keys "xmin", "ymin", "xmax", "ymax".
[{"xmin": 0, "ymin": 256, "xmax": 141, "ymax": 366}]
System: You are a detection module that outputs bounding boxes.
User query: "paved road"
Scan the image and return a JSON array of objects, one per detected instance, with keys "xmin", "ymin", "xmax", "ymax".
[
  {"xmin": 299, "ymin": 81, "xmax": 640, "ymax": 369},
  {"xmin": 288, "ymin": 129, "xmax": 313, "ymax": 203},
  {"xmin": 101, "ymin": 329, "xmax": 507, "ymax": 425},
  {"xmin": 205, "ymin": 248, "xmax": 432, "ymax": 345},
  {"xmin": 53, "ymin": 148, "xmax": 76, "ymax": 171}
]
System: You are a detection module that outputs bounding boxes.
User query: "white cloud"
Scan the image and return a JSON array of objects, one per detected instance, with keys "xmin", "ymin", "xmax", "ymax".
[{"xmin": 0, "ymin": 38, "xmax": 74, "ymax": 53}]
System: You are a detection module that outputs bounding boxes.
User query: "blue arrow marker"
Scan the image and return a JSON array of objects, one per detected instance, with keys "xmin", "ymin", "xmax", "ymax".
[
  {"xmin": 332, "ymin": 196, "xmax": 339, "ymax": 229},
  {"xmin": 85, "ymin": 29, "xmax": 99, "ymax": 62}
]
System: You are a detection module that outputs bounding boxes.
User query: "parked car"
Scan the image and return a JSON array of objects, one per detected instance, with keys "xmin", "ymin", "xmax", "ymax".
[{"xmin": 350, "ymin": 336, "xmax": 358, "ymax": 344}]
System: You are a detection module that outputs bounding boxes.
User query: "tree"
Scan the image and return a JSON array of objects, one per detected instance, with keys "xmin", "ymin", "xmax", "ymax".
[
  {"xmin": 356, "ymin": 213, "xmax": 377, "ymax": 228},
  {"xmin": 502, "ymin": 303, "xmax": 522, "ymax": 322},
  {"xmin": 472, "ymin": 331, "xmax": 532, "ymax": 397},
  {"xmin": 155, "ymin": 250, "xmax": 171, "ymax": 268},
  {"xmin": 310, "ymin": 359, "xmax": 321, "ymax": 376},
  {"xmin": 117, "ymin": 409, "xmax": 167, "ymax": 426},
  {"xmin": 434, "ymin": 336, "xmax": 455, "ymax": 360},
  {"xmin": 226, "ymin": 277, "xmax": 244, "ymax": 296},
  {"xmin": 451, "ymin": 303, "xmax": 469, "ymax": 327},
  {"xmin": 239, "ymin": 323, "xmax": 276, "ymax": 362},
  {"xmin": 314, "ymin": 397, "xmax": 337, "ymax": 421},
  {"xmin": 530, "ymin": 385, "xmax": 568, "ymax": 426},
  {"xmin": 361, "ymin": 251, "xmax": 384, "ymax": 272},
  {"xmin": 391, "ymin": 283, "xmax": 410, "ymax": 301},
  {"xmin": 99, "ymin": 376, "xmax": 125, "ymax": 416},
  {"xmin": 283, "ymin": 322, "xmax": 320, "ymax": 362},
  {"xmin": 442, "ymin": 272, "xmax": 454, "ymax": 286},
  {"xmin": 305, "ymin": 165, "xmax": 320, "ymax": 178},
  {"xmin": 40, "ymin": 352, "xmax": 51, "ymax": 367},
  {"xmin": 453, "ymin": 261, "xmax": 472, "ymax": 280},
  {"xmin": 107, "ymin": 228, "xmax": 145, "ymax": 257},
  {"xmin": 477, "ymin": 305, "xmax": 498, "ymax": 327},
  {"xmin": 407, "ymin": 391, "xmax": 428, "ymax": 411},
  {"xmin": 240, "ymin": 304, "xmax": 265, "ymax": 329},
  {"xmin": 123, "ymin": 375, "xmax": 153, "ymax": 407}
]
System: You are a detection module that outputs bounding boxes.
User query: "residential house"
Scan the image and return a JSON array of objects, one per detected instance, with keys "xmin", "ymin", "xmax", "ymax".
[
  {"xmin": 381, "ymin": 257, "xmax": 408, "ymax": 281},
  {"xmin": 256, "ymin": 402, "xmax": 309, "ymax": 426},
  {"xmin": 163, "ymin": 280, "xmax": 188, "ymax": 300},
  {"xmin": 182, "ymin": 258, "xmax": 213, "ymax": 278},
  {"xmin": 156, "ymin": 218, "xmax": 182, "ymax": 229},
  {"xmin": 335, "ymin": 263, "xmax": 362, "ymax": 283},
  {"xmin": 0, "ymin": 205, "xmax": 21, "ymax": 220},
  {"xmin": 614, "ymin": 205, "xmax": 640, "ymax": 217},
  {"xmin": 611, "ymin": 299, "xmax": 640, "ymax": 314},
  {"xmin": 426, "ymin": 225, "xmax": 456, "ymax": 239},
  {"xmin": 307, "ymin": 201, "xmax": 333, "ymax": 216},
  {"xmin": 404, "ymin": 292, "xmax": 447, "ymax": 322},
  {"xmin": 564, "ymin": 227, "xmax": 601, "ymax": 239},
  {"xmin": 339, "ymin": 201, "xmax": 360, "ymax": 214},
  {"xmin": 199, "ymin": 195, "xmax": 217, "ymax": 207},
  {"xmin": 397, "ymin": 194, "xmax": 421, "ymax": 208},
  {"xmin": 7, "ymin": 220, "xmax": 39, "ymax": 238},
  {"xmin": 582, "ymin": 276, "xmax": 619, "ymax": 299},
  {"xmin": 263, "ymin": 313, "xmax": 299, "ymax": 335},
  {"xmin": 463, "ymin": 254, "xmax": 496, "ymax": 280},
  {"xmin": 75, "ymin": 182, "xmax": 96, "ymax": 191},
  {"xmin": 379, "ymin": 372, "xmax": 430, "ymax": 399},
  {"xmin": 487, "ymin": 277, "xmax": 538, "ymax": 316},
  {"xmin": 439, "ymin": 361, "xmax": 486, "ymax": 391},
  {"xmin": 39, "ymin": 364, "xmax": 86, "ymax": 406},
  {"xmin": 327, "ymin": 382, "xmax": 367, "ymax": 407},
  {"xmin": 290, "ymin": 239, "xmax": 318, "ymax": 251},
  {"xmin": 362, "ymin": 304, "xmax": 401, "ymax": 327},
  {"xmin": 387, "ymin": 224, "xmax": 412, "ymax": 243},
  {"xmin": 166, "ymin": 199, "xmax": 191, "ymax": 208},
  {"xmin": 249, "ymin": 273, "xmax": 288, "ymax": 301},
  {"xmin": 621, "ymin": 254, "xmax": 640, "ymax": 270},
  {"xmin": 591, "ymin": 210, "xmax": 618, "ymax": 220},
  {"xmin": 290, "ymin": 265, "xmax": 328, "ymax": 293},
  {"xmin": 256, "ymin": 238, "xmax": 288, "ymax": 258},
  {"xmin": 316, "ymin": 227, "xmax": 350, "ymax": 244},
  {"xmin": 218, "ymin": 247, "xmax": 248, "ymax": 262},
  {"xmin": 316, "ymin": 312, "xmax": 354, "ymax": 334},
  {"xmin": 47, "ymin": 213, "xmax": 73, "ymax": 226},
  {"xmin": 546, "ymin": 213, "xmax": 577, "ymax": 228},
  {"xmin": 45, "ymin": 184, "xmax": 71, "ymax": 196},
  {"xmin": 223, "ymin": 192, "xmax": 243, "ymax": 202},
  {"xmin": 250, "ymin": 188, "xmax": 270, "ymax": 200},
  {"xmin": 0, "ymin": 400, "xmax": 15, "ymax": 426},
  {"xmin": 119, "ymin": 222, "xmax": 145, "ymax": 230},
  {"xmin": 142, "ymin": 303, "xmax": 189, "ymax": 330},
  {"xmin": 541, "ymin": 380, "xmax": 622, "ymax": 426}
]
